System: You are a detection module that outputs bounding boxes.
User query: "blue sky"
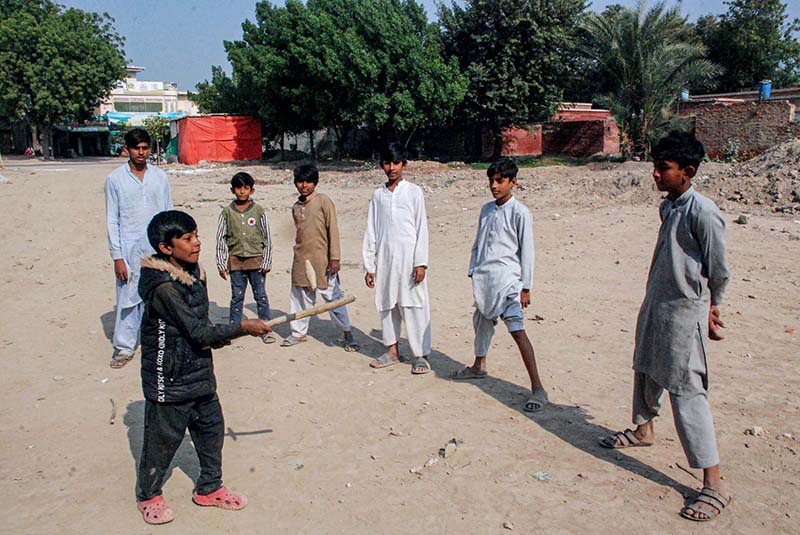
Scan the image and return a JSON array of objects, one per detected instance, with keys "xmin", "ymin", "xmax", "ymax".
[{"xmin": 61, "ymin": 0, "xmax": 800, "ymax": 91}]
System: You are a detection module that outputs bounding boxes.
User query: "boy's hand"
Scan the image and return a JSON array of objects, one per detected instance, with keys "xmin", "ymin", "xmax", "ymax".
[
  {"xmin": 412, "ymin": 266, "xmax": 427, "ymax": 284},
  {"xmin": 708, "ymin": 305, "xmax": 725, "ymax": 340},
  {"xmin": 241, "ymin": 319, "xmax": 272, "ymax": 336},
  {"xmin": 365, "ymin": 272, "xmax": 375, "ymax": 288},
  {"xmin": 114, "ymin": 259, "xmax": 128, "ymax": 282},
  {"xmin": 520, "ymin": 289, "xmax": 531, "ymax": 308},
  {"xmin": 219, "ymin": 270, "xmax": 228, "ymax": 280},
  {"xmin": 260, "ymin": 268, "xmax": 270, "ymax": 275},
  {"xmin": 328, "ymin": 260, "xmax": 340, "ymax": 275}
]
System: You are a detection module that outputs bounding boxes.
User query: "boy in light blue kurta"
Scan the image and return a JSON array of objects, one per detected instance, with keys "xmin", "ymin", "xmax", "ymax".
[
  {"xmin": 451, "ymin": 159, "xmax": 547, "ymax": 412},
  {"xmin": 105, "ymin": 128, "xmax": 173, "ymax": 368},
  {"xmin": 600, "ymin": 131, "xmax": 731, "ymax": 522}
]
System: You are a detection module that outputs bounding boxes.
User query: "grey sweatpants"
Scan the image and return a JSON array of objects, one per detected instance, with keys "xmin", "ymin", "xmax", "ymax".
[{"xmin": 632, "ymin": 372, "xmax": 720, "ymax": 469}]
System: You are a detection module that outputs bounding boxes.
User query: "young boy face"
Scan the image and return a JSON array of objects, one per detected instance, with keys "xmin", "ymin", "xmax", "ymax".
[
  {"xmin": 381, "ymin": 160, "xmax": 405, "ymax": 181},
  {"xmin": 160, "ymin": 230, "xmax": 201, "ymax": 265},
  {"xmin": 294, "ymin": 179, "xmax": 316, "ymax": 197},
  {"xmin": 489, "ymin": 173, "xmax": 516, "ymax": 202},
  {"xmin": 652, "ymin": 159, "xmax": 693, "ymax": 195},
  {"xmin": 127, "ymin": 142, "xmax": 151, "ymax": 166},
  {"xmin": 232, "ymin": 184, "xmax": 254, "ymax": 203}
]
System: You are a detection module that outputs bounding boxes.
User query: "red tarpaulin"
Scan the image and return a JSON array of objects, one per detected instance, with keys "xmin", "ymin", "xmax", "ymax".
[{"xmin": 177, "ymin": 115, "xmax": 261, "ymax": 165}]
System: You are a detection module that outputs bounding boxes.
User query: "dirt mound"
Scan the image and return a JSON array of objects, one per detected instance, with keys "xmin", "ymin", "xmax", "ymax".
[{"xmin": 706, "ymin": 139, "xmax": 800, "ymax": 213}]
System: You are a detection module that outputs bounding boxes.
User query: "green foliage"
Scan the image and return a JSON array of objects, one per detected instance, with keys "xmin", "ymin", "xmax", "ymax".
[
  {"xmin": 194, "ymin": 0, "xmax": 467, "ymax": 149},
  {"xmin": 581, "ymin": 1, "xmax": 719, "ymax": 159},
  {"xmin": 695, "ymin": 0, "xmax": 800, "ymax": 92},
  {"xmin": 723, "ymin": 138, "xmax": 740, "ymax": 163},
  {"xmin": 439, "ymin": 0, "xmax": 587, "ymax": 156},
  {"xmin": 142, "ymin": 116, "xmax": 170, "ymax": 148},
  {"xmin": 0, "ymin": 0, "xmax": 126, "ymax": 155}
]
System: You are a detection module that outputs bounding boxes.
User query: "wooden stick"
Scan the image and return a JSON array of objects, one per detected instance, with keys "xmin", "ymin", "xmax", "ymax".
[
  {"xmin": 305, "ymin": 259, "xmax": 317, "ymax": 291},
  {"xmin": 266, "ymin": 295, "xmax": 355, "ymax": 327}
]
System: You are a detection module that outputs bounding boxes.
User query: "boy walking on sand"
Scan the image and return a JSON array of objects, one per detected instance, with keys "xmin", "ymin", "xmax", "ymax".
[
  {"xmin": 363, "ymin": 143, "xmax": 431, "ymax": 374},
  {"xmin": 215, "ymin": 172, "xmax": 275, "ymax": 343},
  {"xmin": 105, "ymin": 128, "xmax": 172, "ymax": 369},
  {"xmin": 135, "ymin": 210, "xmax": 272, "ymax": 525},
  {"xmin": 451, "ymin": 159, "xmax": 548, "ymax": 412},
  {"xmin": 281, "ymin": 164, "xmax": 358, "ymax": 350},
  {"xmin": 600, "ymin": 131, "xmax": 731, "ymax": 522}
]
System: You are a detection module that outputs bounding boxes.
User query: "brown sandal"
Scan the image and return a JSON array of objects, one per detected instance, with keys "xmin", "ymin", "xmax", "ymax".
[
  {"xmin": 680, "ymin": 487, "xmax": 731, "ymax": 522},
  {"xmin": 110, "ymin": 353, "xmax": 133, "ymax": 369}
]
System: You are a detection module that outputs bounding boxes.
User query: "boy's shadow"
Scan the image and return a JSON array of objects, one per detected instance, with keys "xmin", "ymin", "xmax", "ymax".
[
  {"xmin": 100, "ymin": 309, "xmax": 115, "ymax": 342},
  {"xmin": 124, "ymin": 400, "xmax": 201, "ymax": 490},
  {"xmin": 424, "ymin": 349, "xmax": 696, "ymax": 498}
]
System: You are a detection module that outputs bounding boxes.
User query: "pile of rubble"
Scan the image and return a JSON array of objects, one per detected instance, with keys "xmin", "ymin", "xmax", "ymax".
[{"xmin": 710, "ymin": 139, "xmax": 800, "ymax": 213}]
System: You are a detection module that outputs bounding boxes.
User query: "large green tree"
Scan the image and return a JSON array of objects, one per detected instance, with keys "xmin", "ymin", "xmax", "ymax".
[
  {"xmin": 582, "ymin": 1, "xmax": 719, "ymax": 158},
  {"xmin": 0, "ymin": 0, "xmax": 126, "ymax": 156},
  {"xmin": 439, "ymin": 0, "xmax": 587, "ymax": 158},
  {"xmin": 695, "ymin": 0, "xmax": 800, "ymax": 92},
  {"xmin": 195, "ymin": 0, "xmax": 466, "ymax": 154}
]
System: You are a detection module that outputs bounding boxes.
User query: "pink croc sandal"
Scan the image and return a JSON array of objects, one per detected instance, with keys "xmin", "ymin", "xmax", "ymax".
[
  {"xmin": 192, "ymin": 486, "xmax": 248, "ymax": 510},
  {"xmin": 137, "ymin": 496, "xmax": 174, "ymax": 525}
]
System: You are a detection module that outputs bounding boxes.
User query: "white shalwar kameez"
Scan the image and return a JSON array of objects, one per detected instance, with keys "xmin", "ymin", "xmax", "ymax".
[
  {"xmin": 468, "ymin": 197, "xmax": 534, "ymax": 356},
  {"xmin": 105, "ymin": 163, "xmax": 172, "ymax": 353},
  {"xmin": 363, "ymin": 180, "xmax": 431, "ymax": 357}
]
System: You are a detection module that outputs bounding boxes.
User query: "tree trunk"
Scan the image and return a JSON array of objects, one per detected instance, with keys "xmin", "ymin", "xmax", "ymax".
[
  {"xmin": 30, "ymin": 122, "xmax": 42, "ymax": 155},
  {"xmin": 308, "ymin": 130, "xmax": 316, "ymax": 160},
  {"xmin": 491, "ymin": 127, "xmax": 504, "ymax": 161},
  {"xmin": 41, "ymin": 123, "xmax": 53, "ymax": 159},
  {"xmin": 280, "ymin": 135, "xmax": 285, "ymax": 161}
]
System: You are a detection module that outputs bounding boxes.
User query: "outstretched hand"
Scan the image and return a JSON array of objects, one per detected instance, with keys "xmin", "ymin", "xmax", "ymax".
[
  {"xmin": 708, "ymin": 305, "xmax": 725, "ymax": 340},
  {"xmin": 241, "ymin": 319, "xmax": 272, "ymax": 336}
]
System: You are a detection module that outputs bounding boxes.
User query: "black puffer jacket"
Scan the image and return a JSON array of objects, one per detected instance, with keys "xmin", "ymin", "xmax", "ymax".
[{"xmin": 138, "ymin": 256, "xmax": 244, "ymax": 402}]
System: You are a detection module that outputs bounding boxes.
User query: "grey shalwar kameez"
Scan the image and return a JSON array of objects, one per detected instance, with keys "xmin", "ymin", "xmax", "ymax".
[{"xmin": 632, "ymin": 187, "xmax": 729, "ymax": 468}]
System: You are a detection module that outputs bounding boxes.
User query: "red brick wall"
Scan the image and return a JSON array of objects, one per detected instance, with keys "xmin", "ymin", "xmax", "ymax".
[
  {"xmin": 481, "ymin": 125, "xmax": 543, "ymax": 157},
  {"xmin": 694, "ymin": 100, "xmax": 800, "ymax": 159},
  {"xmin": 541, "ymin": 119, "xmax": 620, "ymax": 157}
]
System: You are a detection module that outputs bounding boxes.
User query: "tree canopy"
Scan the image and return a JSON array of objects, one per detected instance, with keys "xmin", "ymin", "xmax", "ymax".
[
  {"xmin": 439, "ymin": 0, "xmax": 587, "ymax": 156},
  {"xmin": 0, "ymin": 0, "xmax": 126, "ymax": 155},
  {"xmin": 696, "ymin": 0, "xmax": 800, "ymax": 92},
  {"xmin": 195, "ymin": 0, "xmax": 466, "ymax": 150},
  {"xmin": 581, "ymin": 1, "xmax": 719, "ymax": 158}
]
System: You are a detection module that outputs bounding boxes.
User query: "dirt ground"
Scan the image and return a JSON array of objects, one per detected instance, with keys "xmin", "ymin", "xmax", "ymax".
[{"xmin": 0, "ymin": 154, "xmax": 797, "ymax": 534}]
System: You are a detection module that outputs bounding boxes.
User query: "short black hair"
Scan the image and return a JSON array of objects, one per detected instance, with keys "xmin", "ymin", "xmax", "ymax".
[
  {"xmin": 147, "ymin": 210, "xmax": 197, "ymax": 254},
  {"xmin": 487, "ymin": 158, "xmax": 518, "ymax": 179},
  {"xmin": 651, "ymin": 130, "xmax": 705, "ymax": 170},
  {"xmin": 293, "ymin": 163, "xmax": 319, "ymax": 184},
  {"xmin": 230, "ymin": 172, "xmax": 255, "ymax": 188},
  {"xmin": 379, "ymin": 142, "xmax": 408, "ymax": 165},
  {"xmin": 124, "ymin": 128, "xmax": 151, "ymax": 148}
]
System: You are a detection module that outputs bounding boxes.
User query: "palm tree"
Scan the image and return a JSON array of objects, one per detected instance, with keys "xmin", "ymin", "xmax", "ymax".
[{"xmin": 581, "ymin": 1, "xmax": 719, "ymax": 159}]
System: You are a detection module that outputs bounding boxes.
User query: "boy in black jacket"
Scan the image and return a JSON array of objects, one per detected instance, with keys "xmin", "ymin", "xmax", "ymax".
[{"xmin": 135, "ymin": 210, "xmax": 271, "ymax": 525}]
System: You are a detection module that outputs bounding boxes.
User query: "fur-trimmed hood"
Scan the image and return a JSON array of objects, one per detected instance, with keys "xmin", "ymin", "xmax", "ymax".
[{"xmin": 139, "ymin": 255, "xmax": 206, "ymax": 302}]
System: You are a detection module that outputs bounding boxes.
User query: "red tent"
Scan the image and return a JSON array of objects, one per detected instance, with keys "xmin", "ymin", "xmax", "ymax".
[{"xmin": 177, "ymin": 115, "xmax": 261, "ymax": 165}]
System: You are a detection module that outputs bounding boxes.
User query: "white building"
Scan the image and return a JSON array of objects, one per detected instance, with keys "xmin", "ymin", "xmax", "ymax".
[{"xmin": 97, "ymin": 65, "xmax": 198, "ymax": 117}]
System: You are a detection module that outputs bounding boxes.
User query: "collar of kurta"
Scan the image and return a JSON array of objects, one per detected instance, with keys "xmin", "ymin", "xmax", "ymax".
[
  {"xmin": 297, "ymin": 191, "xmax": 318, "ymax": 205},
  {"xmin": 229, "ymin": 200, "xmax": 256, "ymax": 213},
  {"xmin": 383, "ymin": 179, "xmax": 406, "ymax": 193},
  {"xmin": 494, "ymin": 196, "xmax": 516, "ymax": 209},
  {"xmin": 665, "ymin": 186, "xmax": 695, "ymax": 208}
]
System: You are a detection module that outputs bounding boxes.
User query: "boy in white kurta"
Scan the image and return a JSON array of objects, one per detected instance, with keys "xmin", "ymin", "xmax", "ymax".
[
  {"xmin": 105, "ymin": 128, "xmax": 173, "ymax": 369},
  {"xmin": 363, "ymin": 143, "xmax": 431, "ymax": 374},
  {"xmin": 599, "ymin": 131, "xmax": 731, "ymax": 522},
  {"xmin": 451, "ymin": 159, "xmax": 547, "ymax": 412}
]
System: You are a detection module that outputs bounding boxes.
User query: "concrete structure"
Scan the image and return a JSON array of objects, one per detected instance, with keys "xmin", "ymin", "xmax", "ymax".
[{"xmin": 97, "ymin": 65, "xmax": 198, "ymax": 117}]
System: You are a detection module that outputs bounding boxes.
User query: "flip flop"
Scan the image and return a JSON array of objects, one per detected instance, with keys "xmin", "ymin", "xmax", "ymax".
[
  {"xmin": 411, "ymin": 357, "xmax": 431, "ymax": 375},
  {"xmin": 280, "ymin": 335, "xmax": 307, "ymax": 347},
  {"xmin": 340, "ymin": 338, "xmax": 360, "ymax": 352},
  {"xmin": 261, "ymin": 333, "xmax": 276, "ymax": 344},
  {"xmin": 523, "ymin": 389, "xmax": 549, "ymax": 412},
  {"xmin": 599, "ymin": 428, "xmax": 653, "ymax": 449},
  {"xmin": 370, "ymin": 352, "xmax": 399, "ymax": 369},
  {"xmin": 193, "ymin": 486, "xmax": 247, "ymax": 510},
  {"xmin": 680, "ymin": 487, "xmax": 731, "ymax": 522},
  {"xmin": 137, "ymin": 495, "xmax": 174, "ymax": 525},
  {"xmin": 110, "ymin": 352, "xmax": 133, "ymax": 369},
  {"xmin": 450, "ymin": 366, "xmax": 488, "ymax": 380}
]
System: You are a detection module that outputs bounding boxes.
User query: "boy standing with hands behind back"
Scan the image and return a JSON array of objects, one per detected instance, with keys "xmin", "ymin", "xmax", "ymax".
[
  {"xmin": 600, "ymin": 131, "xmax": 731, "ymax": 522},
  {"xmin": 215, "ymin": 172, "xmax": 275, "ymax": 343}
]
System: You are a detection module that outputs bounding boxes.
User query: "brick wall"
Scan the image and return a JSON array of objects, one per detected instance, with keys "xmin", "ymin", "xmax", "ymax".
[
  {"xmin": 541, "ymin": 119, "xmax": 620, "ymax": 157},
  {"xmin": 480, "ymin": 125, "xmax": 543, "ymax": 158},
  {"xmin": 694, "ymin": 100, "xmax": 800, "ymax": 159}
]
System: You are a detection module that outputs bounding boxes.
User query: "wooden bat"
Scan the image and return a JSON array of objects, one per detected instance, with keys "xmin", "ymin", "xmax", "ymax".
[
  {"xmin": 265, "ymin": 295, "xmax": 356, "ymax": 327},
  {"xmin": 305, "ymin": 259, "xmax": 317, "ymax": 291}
]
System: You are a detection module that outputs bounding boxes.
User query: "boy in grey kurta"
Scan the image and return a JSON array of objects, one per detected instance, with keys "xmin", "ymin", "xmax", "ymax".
[{"xmin": 600, "ymin": 131, "xmax": 731, "ymax": 522}]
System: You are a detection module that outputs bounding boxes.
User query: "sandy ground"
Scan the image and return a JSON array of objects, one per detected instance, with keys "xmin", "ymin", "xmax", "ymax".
[{"xmin": 0, "ymin": 156, "xmax": 798, "ymax": 534}]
